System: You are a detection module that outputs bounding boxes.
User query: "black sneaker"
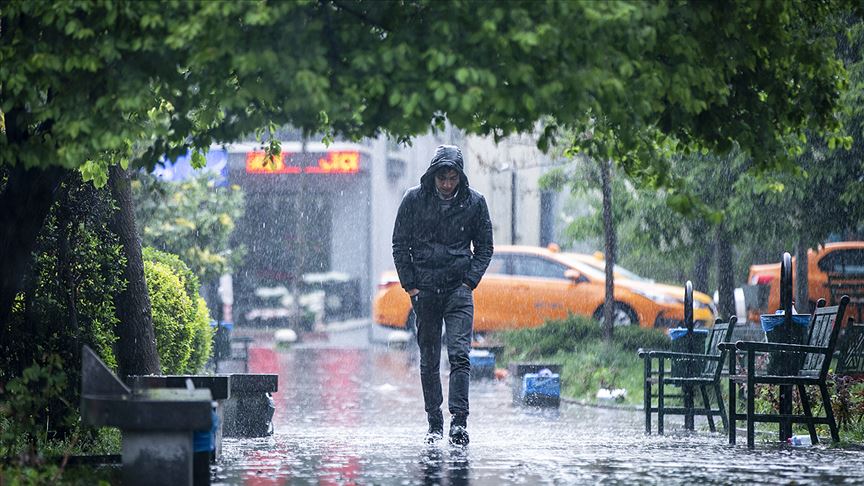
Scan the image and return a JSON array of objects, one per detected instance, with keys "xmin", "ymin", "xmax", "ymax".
[
  {"xmin": 449, "ymin": 425, "xmax": 469, "ymax": 447},
  {"xmin": 424, "ymin": 426, "xmax": 443, "ymax": 444}
]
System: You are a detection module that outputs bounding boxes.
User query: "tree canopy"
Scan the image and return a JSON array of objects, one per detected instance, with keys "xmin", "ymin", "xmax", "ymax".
[{"xmin": 1, "ymin": 0, "xmax": 858, "ymax": 182}]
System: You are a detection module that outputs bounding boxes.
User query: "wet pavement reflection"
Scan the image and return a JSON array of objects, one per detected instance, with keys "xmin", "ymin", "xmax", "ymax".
[{"xmin": 214, "ymin": 325, "xmax": 864, "ymax": 485}]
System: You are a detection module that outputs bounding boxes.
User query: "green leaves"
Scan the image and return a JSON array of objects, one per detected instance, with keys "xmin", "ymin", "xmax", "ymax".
[
  {"xmin": 0, "ymin": 0, "xmax": 856, "ymax": 193},
  {"xmin": 132, "ymin": 171, "xmax": 246, "ymax": 283},
  {"xmin": 190, "ymin": 149, "xmax": 207, "ymax": 170}
]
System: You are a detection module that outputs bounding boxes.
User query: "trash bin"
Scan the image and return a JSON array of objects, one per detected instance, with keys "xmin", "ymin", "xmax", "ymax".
[
  {"xmin": 761, "ymin": 312, "xmax": 810, "ymax": 375},
  {"xmin": 212, "ymin": 321, "xmax": 233, "ymax": 362},
  {"xmin": 668, "ymin": 327, "xmax": 709, "ymax": 377}
]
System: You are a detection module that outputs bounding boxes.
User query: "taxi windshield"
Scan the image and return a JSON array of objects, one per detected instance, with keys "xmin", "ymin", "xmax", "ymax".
[{"xmin": 560, "ymin": 254, "xmax": 652, "ymax": 282}]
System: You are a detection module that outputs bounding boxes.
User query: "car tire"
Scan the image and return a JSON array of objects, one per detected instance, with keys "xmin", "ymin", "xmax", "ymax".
[{"xmin": 593, "ymin": 302, "xmax": 639, "ymax": 327}]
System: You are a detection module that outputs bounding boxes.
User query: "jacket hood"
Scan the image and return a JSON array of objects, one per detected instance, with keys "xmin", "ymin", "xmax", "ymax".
[{"xmin": 420, "ymin": 145, "xmax": 469, "ymax": 191}]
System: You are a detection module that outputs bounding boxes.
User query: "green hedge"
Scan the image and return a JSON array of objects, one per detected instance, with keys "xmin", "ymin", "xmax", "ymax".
[
  {"xmin": 186, "ymin": 296, "xmax": 214, "ymax": 374},
  {"xmin": 142, "ymin": 247, "xmax": 200, "ymax": 301},
  {"xmin": 145, "ymin": 259, "xmax": 194, "ymax": 374},
  {"xmin": 143, "ymin": 247, "xmax": 213, "ymax": 374}
]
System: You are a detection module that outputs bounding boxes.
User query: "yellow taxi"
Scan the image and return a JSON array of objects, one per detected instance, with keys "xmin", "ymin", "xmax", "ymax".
[
  {"xmin": 373, "ymin": 245, "xmax": 717, "ymax": 332},
  {"xmin": 747, "ymin": 241, "xmax": 864, "ymax": 322}
]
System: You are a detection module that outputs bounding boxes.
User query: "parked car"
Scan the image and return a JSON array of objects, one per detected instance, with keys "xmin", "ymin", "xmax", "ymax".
[
  {"xmin": 564, "ymin": 250, "xmax": 655, "ymax": 283},
  {"xmin": 373, "ymin": 245, "xmax": 716, "ymax": 333},
  {"xmin": 746, "ymin": 241, "xmax": 864, "ymax": 322}
]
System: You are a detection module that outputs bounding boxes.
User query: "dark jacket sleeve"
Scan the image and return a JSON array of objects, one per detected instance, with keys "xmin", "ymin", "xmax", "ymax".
[
  {"xmin": 464, "ymin": 195, "xmax": 493, "ymax": 289},
  {"xmin": 392, "ymin": 191, "xmax": 417, "ymax": 291}
]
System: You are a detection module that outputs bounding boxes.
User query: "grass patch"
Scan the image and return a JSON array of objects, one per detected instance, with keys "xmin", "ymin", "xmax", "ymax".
[{"xmin": 500, "ymin": 315, "xmax": 669, "ymax": 405}]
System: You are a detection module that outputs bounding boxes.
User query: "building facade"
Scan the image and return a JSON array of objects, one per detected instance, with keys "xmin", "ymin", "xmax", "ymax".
[{"xmin": 158, "ymin": 129, "xmax": 560, "ymax": 327}]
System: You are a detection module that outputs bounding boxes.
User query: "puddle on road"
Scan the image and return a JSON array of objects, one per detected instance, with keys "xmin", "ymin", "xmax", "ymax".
[{"xmin": 214, "ymin": 345, "xmax": 864, "ymax": 485}]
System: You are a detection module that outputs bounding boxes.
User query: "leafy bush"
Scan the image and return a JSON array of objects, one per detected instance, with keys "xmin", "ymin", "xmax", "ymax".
[
  {"xmin": 0, "ymin": 354, "xmax": 68, "ymax": 459},
  {"xmin": 2, "ymin": 177, "xmax": 124, "ymax": 374},
  {"xmin": 614, "ymin": 325, "xmax": 671, "ymax": 352},
  {"xmin": 1, "ymin": 175, "xmax": 123, "ymax": 455},
  {"xmin": 142, "ymin": 248, "xmax": 213, "ymax": 373},
  {"xmin": 144, "ymin": 259, "xmax": 195, "ymax": 374},
  {"xmin": 142, "ymin": 247, "xmax": 200, "ymax": 303},
  {"xmin": 502, "ymin": 314, "xmax": 601, "ymax": 359},
  {"xmin": 186, "ymin": 297, "xmax": 214, "ymax": 374},
  {"xmin": 503, "ymin": 314, "xmax": 669, "ymax": 360}
]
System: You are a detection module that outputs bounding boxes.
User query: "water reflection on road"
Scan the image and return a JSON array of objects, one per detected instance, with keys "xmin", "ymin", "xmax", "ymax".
[{"xmin": 215, "ymin": 326, "xmax": 864, "ymax": 485}]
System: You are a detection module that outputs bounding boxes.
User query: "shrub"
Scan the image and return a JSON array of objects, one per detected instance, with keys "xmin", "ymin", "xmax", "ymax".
[
  {"xmin": 142, "ymin": 247, "xmax": 200, "ymax": 303},
  {"xmin": 1, "ymin": 175, "xmax": 123, "ymax": 450},
  {"xmin": 0, "ymin": 353, "xmax": 68, "ymax": 458},
  {"xmin": 614, "ymin": 325, "xmax": 671, "ymax": 352},
  {"xmin": 143, "ymin": 248, "xmax": 213, "ymax": 373},
  {"xmin": 185, "ymin": 297, "xmax": 214, "ymax": 374},
  {"xmin": 144, "ymin": 260, "xmax": 195, "ymax": 374},
  {"xmin": 503, "ymin": 314, "xmax": 601, "ymax": 360}
]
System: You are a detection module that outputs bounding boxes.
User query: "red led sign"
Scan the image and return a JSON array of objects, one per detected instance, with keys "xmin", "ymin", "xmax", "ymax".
[{"xmin": 245, "ymin": 151, "xmax": 360, "ymax": 174}]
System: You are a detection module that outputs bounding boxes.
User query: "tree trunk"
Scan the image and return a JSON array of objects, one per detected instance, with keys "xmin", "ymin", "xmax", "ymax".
[
  {"xmin": 600, "ymin": 158, "xmax": 616, "ymax": 341},
  {"xmin": 716, "ymin": 223, "xmax": 736, "ymax": 320},
  {"xmin": 692, "ymin": 238, "xmax": 713, "ymax": 295},
  {"xmin": 108, "ymin": 165, "xmax": 161, "ymax": 376},
  {"xmin": 0, "ymin": 165, "xmax": 65, "ymax": 336},
  {"xmin": 56, "ymin": 180, "xmax": 80, "ymax": 365},
  {"xmin": 795, "ymin": 239, "xmax": 810, "ymax": 313}
]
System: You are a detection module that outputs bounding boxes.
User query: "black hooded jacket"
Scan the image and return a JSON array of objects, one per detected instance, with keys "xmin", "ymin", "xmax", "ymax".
[{"xmin": 392, "ymin": 145, "xmax": 494, "ymax": 292}]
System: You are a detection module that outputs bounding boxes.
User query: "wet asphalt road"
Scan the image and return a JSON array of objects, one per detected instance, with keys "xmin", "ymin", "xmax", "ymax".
[{"xmin": 214, "ymin": 323, "xmax": 864, "ymax": 485}]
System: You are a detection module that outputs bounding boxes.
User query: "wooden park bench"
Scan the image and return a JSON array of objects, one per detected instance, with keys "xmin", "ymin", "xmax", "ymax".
[
  {"xmin": 722, "ymin": 295, "xmax": 850, "ymax": 448},
  {"xmin": 639, "ymin": 317, "xmax": 737, "ymax": 434}
]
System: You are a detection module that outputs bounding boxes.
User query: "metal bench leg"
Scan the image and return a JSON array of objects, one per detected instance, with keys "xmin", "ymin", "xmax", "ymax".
[
  {"xmin": 658, "ymin": 358, "xmax": 665, "ymax": 435},
  {"xmin": 715, "ymin": 383, "xmax": 728, "ymax": 432},
  {"xmin": 700, "ymin": 385, "xmax": 716, "ymax": 432},
  {"xmin": 728, "ymin": 379, "xmax": 736, "ymax": 445},
  {"xmin": 797, "ymin": 384, "xmax": 818, "ymax": 445},
  {"xmin": 819, "ymin": 383, "xmax": 840, "ymax": 442},
  {"xmin": 644, "ymin": 359, "xmax": 651, "ymax": 435},
  {"xmin": 746, "ymin": 353, "xmax": 755, "ymax": 449}
]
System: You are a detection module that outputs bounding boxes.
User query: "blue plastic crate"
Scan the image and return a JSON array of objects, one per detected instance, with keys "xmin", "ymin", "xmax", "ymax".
[
  {"xmin": 668, "ymin": 327, "xmax": 709, "ymax": 341},
  {"xmin": 522, "ymin": 371, "xmax": 560, "ymax": 397},
  {"xmin": 469, "ymin": 350, "xmax": 496, "ymax": 379},
  {"xmin": 470, "ymin": 354, "xmax": 496, "ymax": 368},
  {"xmin": 193, "ymin": 405, "xmax": 219, "ymax": 453}
]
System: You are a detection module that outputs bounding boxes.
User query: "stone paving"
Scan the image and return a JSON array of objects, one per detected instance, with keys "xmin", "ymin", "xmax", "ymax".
[{"xmin": 214, "ymin": 325, "xmax": 864, "ymax": 485}]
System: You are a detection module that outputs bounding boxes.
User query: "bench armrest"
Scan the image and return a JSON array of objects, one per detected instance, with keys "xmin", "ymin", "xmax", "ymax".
[{"xmin": 734, "ymin": 341, "xmax": 828, "ymax": 354}]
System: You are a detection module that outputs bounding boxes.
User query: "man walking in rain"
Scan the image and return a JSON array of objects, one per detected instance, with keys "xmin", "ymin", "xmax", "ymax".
[{"xmin": 392, "ymin": 145, "xmax": 494, "ymax": 446}]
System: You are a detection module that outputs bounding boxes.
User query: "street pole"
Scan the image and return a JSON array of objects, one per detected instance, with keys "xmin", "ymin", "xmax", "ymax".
[{"xmin": 511, "ymin": 168, "xmax": 517, "ymax": 245}]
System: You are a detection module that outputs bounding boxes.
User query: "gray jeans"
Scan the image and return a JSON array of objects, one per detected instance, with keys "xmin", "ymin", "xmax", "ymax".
[{"xmin": 411, "ymin": 285, "xmax": 473, "ymax": 429}]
